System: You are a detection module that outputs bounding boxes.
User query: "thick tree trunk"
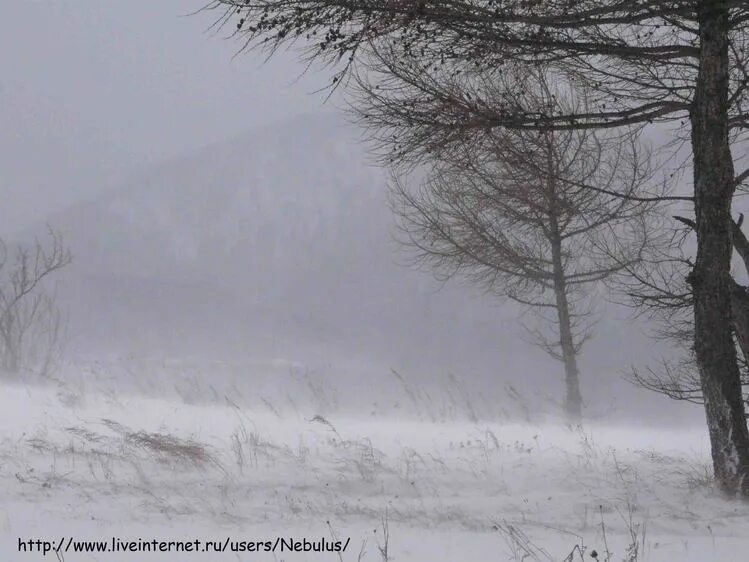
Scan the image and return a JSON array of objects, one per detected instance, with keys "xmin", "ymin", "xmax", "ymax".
[
  {"xmin": 691, "ymin": 3, "xmax": 749, "ymax": 497},
  {"xmin": 676, "ymin": 215, "xmax": 749, "ymax": 368},
  {"xmin": 730, "ymin": 220, "xmax": 749, "ymax": 367},
  {"xmin": 731, "ymin": 281, "xmax": 749, "ymax": 368}
]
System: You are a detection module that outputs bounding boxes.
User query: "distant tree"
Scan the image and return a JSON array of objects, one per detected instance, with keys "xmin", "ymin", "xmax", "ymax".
[
  {"xmin": 387, "ymin": 72, "xmax": 657, "ymax": 420},
  {"xmin": 204, "ymin": 0, "xmax": 749, "ymax": 497},
  {"xmin": 0, "ymin": 229, "xmax": 71, "ymax": 376}
]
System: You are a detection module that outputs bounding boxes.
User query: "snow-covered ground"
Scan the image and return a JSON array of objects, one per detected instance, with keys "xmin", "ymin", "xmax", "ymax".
[{"xmin": 1, "ymin": 366, "xmax": 747, "ymax": 561}]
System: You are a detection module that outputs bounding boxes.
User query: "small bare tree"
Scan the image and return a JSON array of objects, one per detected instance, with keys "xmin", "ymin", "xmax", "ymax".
[
  {"xmin": 388, "ymin": 73, "xmax": 657, "ymax": 421},
  {"xmin": 0, "ymin": 229, "xmax": 71, "ymax": 377}
]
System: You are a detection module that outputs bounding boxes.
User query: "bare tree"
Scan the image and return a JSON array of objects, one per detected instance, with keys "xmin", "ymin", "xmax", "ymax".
[
  {"xmin": 388, "ymin": 72, "xmax": 656, "ymax": 421},
  {"xmin": 204, "ymin": 0, "xmax": 749, "ymax": 497},
  {"xmin": 0, "ymin": 230, "xmax": 71, "ymax": 377}
]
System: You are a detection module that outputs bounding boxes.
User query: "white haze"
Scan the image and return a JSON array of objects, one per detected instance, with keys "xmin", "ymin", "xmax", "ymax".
[{"xmin": 1, "ymin": 1, "xmax": 746, "ymax": 561}]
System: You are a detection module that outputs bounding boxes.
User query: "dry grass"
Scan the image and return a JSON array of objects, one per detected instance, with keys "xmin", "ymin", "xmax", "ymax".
[{"xmin": 100, "ymin": 418, "xmax": 218, "ymax": 468}]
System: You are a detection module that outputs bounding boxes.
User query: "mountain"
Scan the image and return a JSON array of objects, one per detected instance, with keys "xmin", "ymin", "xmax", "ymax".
[
  {"xmin": 46, "ymin": 114, "xmax": 518, "ymax": 371},
  {"xmin": 36, "ymin": 112, "xmax": 691, "ymax": 423}
]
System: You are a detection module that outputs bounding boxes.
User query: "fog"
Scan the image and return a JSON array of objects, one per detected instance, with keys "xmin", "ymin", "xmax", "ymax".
[
  {"xmin": 1, "ymin": 0, "xmax": 691, "ymax": 424},
  {"xmin": 2, "ymin": 3, "xmax": 744, "ymax": 561},
  {"xmin": 1, "ymin": 1, "xmax": 325, "ymax": 229}
]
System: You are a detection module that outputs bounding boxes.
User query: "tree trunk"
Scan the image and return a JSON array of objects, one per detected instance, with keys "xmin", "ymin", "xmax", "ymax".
[
  {"xmin": 0, "ymin": 329, "xmax": 18, "ymax": 373},
  {"xmin": 731, "ymin": 281, "xmax": 749, "ymax": 369},
  {"xmin": 729, "ymin": 219, "xmax": 749, "ymax": 369},
  {"xmin": 544, "ymin": 130, "xmax": 583, "ymax": 422},
  {"xmin": 549, "ymin": 223, "xmax": 583, "ymax": 422},
  {"xmin": 691, "ymin": 3, "xmax": 749, "ymax": 497}
]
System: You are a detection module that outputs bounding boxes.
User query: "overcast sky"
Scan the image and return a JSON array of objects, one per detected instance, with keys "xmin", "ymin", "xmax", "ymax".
[{"xmin": 1, "ymin": 1, "xmax": 333, "ymax": 231}]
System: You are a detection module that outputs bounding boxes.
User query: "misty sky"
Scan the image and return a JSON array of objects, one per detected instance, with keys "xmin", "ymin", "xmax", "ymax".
[
  {"xmin": 1, "ymin": 1, "xmax": 331, "ymax": 231},
  {"xmin": 0, "ymin": 1, "xmax": 710, "ymax": 426}
]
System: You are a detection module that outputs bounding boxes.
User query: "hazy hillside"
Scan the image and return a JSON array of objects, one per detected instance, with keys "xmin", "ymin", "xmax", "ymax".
[
  {"xmin": 46, "ymin": 116, "xmax": 511, "ymax": 365},
  {"xmin": 39, "ymin": 113, "xmax": 691, "ymax": 423}
]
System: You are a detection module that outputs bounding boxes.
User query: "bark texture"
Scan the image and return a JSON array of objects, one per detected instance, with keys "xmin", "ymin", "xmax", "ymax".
[{"xmin": 691, "ymin": 3, "xmax": 749, "ymax": 497}]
